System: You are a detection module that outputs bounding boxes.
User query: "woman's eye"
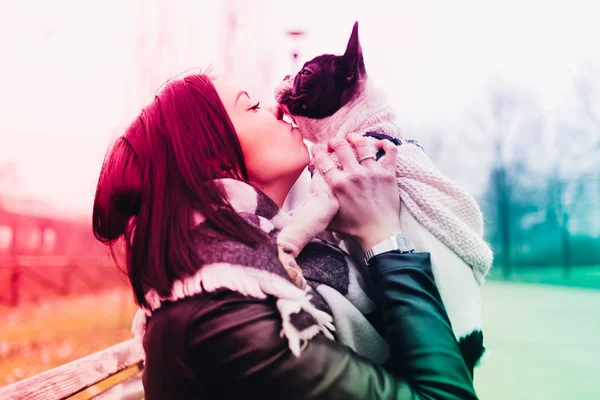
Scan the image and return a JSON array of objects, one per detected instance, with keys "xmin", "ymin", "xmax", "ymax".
[
  {"xmin": 247, "ymin": 101, "xmax": 261, "ymax": 111},
  {"xmin": 300, "ymin": 69, "xmax": 311, "ymax": 76}
]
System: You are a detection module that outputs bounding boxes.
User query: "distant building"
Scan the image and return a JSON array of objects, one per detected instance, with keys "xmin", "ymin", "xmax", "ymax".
[{"xmin": 0, "ymin": 194, "xmax": 105, "ymax": 260}]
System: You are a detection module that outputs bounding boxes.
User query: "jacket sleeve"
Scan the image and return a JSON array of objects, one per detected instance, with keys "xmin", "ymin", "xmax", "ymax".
[{"xmin": 185, "ymin": 252, "xmax": 478, "ymax": 400}]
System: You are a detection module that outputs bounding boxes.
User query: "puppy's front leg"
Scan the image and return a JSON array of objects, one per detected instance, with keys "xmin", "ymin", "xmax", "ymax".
[{"xmin": 277, "ymin": 172, "xmax": 339, "ymax": 288}]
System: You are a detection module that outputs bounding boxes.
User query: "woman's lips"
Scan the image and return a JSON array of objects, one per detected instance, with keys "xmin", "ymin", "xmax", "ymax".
[
  {"xmin": 284, "ymin": 121, "xmax": 301, "ymax": 138},
  {"xmin": 284, "ymin": 121, "xmax": 295, "ymax": 131}
]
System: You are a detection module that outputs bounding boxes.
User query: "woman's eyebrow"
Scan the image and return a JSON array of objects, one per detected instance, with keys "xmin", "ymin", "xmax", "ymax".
[{"xmin": 235, "ymin": 91, "xmax": 249, "ymax": 105}]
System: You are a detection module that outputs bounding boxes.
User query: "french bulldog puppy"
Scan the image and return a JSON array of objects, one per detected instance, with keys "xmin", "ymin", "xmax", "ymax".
[{"xmin": 275, "ymin": 22, "xmax": 493, "ymax": 371}]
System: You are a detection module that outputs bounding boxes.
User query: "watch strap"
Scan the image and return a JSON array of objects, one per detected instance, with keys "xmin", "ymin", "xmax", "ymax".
[{"xmin": 364, "ymin": 234, "xmax": 414, "ymax": 264}]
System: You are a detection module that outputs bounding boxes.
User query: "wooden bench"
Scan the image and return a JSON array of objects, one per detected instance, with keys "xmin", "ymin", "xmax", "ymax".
[{"xmin": 0, "ymin": 339, "xmax": 145, "ymax": 400}]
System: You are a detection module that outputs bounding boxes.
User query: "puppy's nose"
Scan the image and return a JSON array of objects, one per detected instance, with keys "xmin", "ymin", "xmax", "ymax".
[{"xmin": 282, "ymin": 74, "xmax": 291, "ymax": 81}]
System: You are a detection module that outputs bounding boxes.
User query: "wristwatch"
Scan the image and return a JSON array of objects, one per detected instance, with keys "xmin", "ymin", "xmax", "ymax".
[{"xmin": 364, "ymin": 233, "xmax": 414, "ymax": 265}]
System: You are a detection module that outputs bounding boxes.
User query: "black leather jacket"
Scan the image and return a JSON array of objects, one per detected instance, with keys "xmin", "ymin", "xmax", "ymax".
[{"xmin": 142, "ymin": 252, "xmax": 478, "ymax": 399}]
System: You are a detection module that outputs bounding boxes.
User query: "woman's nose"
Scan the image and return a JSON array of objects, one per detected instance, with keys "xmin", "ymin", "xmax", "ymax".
[{"xmin": 268, "ymin": 104, "xmax": 284, "ymax": 120}]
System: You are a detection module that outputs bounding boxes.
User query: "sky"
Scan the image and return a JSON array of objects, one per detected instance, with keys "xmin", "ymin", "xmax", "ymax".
[{"xmin": 0, "ymin": 0, "xmax": 599, "ymax": 215}]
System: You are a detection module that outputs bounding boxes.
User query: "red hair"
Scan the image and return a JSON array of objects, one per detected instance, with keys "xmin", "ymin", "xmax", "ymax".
[{"xmin": 92, "ymin": 74, "xmax": 266, "ymax": 308}]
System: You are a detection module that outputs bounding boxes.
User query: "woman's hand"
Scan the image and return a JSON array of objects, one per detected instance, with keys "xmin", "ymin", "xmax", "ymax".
[{"xmin": 314, "ymin": 133, "xmax": 401, "ymax": 251}]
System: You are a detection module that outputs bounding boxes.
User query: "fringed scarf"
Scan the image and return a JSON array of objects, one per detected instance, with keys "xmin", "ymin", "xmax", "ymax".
[{"xmin": 132, "ymin": 178, "xmax": 390, "ymax": 362}]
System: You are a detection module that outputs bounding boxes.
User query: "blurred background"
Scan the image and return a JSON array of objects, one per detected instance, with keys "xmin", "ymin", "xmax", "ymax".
[{"xmin": 1, "ymin": 0, "xmax": 599, "ymax": 398}]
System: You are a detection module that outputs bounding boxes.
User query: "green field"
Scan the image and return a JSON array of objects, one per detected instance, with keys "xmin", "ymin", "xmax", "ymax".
[
  {"xmin": 475, "ymin": 280, "xmax": 600, "ymax": 399},
  {"xmin": 487, "ymin": 264, "xmax": 600, "ymax": 290}
]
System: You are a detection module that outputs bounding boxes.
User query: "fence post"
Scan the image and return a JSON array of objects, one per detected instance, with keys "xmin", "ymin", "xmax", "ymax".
[
  {"xmin": 62, "ymin": 263, "xmax": 73, "ymax": 295},
  {"xmin": 9, "ymin": 223, "xmax": 19, "ymax": 306},
  {"xmin": 561, "ymin": 212, "xmax": 572, "ymax": 278},
  {"xmin": 10, "ymin": 261, "xmax": 20, "ymax": 307},
  {"xmin": 493, "ymin": 167, "xmax": 512, "ymax": 278}
]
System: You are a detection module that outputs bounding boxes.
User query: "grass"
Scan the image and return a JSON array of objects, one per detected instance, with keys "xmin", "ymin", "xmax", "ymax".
[
  {"xmin": 0, "ymin": 288, "xmax": 137, "ymax": 385},
  {"xmin": 475, "ymin": 281, "xmax": 600, "ymax": 400},
  {"xmin": 487, "ymin": 264, "xmax": 600, "ymax": 290}
]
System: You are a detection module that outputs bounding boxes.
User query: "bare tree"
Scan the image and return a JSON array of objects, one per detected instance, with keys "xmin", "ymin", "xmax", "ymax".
[
  {"xmin": 548, "ymin": 62, "xmax": 600, "ymax": 272},
  {"xmin": 471, "ymin": 63, "xmax": 600, "ymax": 275},
  {"xmin": 572, "ymin": 63, "xmax": 600, "ymax": 136},
  {"xmin": 134, "ymin": 0, "xmax": 174, "ymax": 106},
  {"xmin": 469, "ymin": 84, "xmax": 546, "ymax": 277}
]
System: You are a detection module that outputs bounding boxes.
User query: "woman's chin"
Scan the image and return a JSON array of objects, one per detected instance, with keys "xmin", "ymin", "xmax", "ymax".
[
  {"xmin": 300, "ymin": 141, "xmax": 310, "ymax": 161},
  {"xmin": 292, "ymin": 149, "xmax": 310, "ymax": 178},
  {"xmin": 292, "ymin": 127, "xmax": 304, "ymax": 140}
]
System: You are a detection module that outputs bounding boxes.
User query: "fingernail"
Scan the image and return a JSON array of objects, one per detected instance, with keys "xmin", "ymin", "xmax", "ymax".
[{"xmin": 286, "ymin": 267, "xmax": 298, "ymax": 280}]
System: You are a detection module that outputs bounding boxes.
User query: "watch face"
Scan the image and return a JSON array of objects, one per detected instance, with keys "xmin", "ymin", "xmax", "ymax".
[{"xmin": 395, "ymin": 234, "xmax": 412, "ymax": 252}]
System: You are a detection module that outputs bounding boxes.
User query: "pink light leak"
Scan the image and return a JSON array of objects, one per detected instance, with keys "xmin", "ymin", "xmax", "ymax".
[{"xmin": 0, "ymin": 0, "xmax": 598, "ymax": 217}]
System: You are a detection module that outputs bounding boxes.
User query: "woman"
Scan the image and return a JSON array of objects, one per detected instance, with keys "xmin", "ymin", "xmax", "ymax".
[{"xmin": 93, "ymin": 74, "xmax": 478, "ymax": 399}]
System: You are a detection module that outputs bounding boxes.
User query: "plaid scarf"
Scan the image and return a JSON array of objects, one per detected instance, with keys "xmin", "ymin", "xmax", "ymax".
[{"xmin": 132, "ymin": 178, "xmax": 389, "ymax": 362}]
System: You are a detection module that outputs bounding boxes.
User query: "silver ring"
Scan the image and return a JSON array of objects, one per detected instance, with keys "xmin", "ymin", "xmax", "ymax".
[
  {"xmin": 322, "ymin": 163, "xmax": 339, "ymax": 176},
  {"xmin": 358, "ymin": 153, "xmax": 377, "ymax": 163}
]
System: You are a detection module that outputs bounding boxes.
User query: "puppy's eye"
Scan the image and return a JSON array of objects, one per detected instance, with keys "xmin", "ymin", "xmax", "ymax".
[{"xmin": 300, "ymin": 69, "xmax": 312, "ymax": 76}]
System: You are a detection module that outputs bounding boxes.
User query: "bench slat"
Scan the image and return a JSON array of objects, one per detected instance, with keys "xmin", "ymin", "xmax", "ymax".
[
  {"xmin": 68, "ymin": 363, "xmax": 143, "ymax": 400},
  {"xmin": 0, "ymin": 339, "xmax": 144, "ymax": 400},
  {"xmin": 91, "ymin": 370, "xmax": 144, "ymax": 400}
]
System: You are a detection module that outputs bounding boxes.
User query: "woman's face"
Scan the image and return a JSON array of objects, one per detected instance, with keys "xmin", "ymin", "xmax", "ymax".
[{"xmin": 214, "ymin": 79, "xmax": 309, "ymax": 194}]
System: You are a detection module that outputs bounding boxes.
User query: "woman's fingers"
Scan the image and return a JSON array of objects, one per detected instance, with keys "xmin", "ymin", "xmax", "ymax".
[
  {"xmin": 317, "ymin": 135, "xmax": 398, "ymax": 190},
  {"xmin": 317, "ymin": 135, "xmax": 402, "ymax": 246},
  {"xmin": 346, "ymin": 133, "xmax": 378, "ymax": 168},
  {"xmin": 327, "ymin": 137, "xmax": 359, "ymax": 171},
  {"xmin": 375, "ymin": 139, "xmax": 398, "ymax": 174},
  {"xmin": 314, "ymin": 150, "xmax": 342, "ymax": 183}
]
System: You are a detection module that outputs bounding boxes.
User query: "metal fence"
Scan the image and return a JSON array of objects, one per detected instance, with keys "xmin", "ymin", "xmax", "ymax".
[
  {"xmin": 0, "ymin": 256, "xmax": 126, "ymax": 307},
  {"xmin": 483, "ymin": 171, "xmax": 600, "ymax": 277}
]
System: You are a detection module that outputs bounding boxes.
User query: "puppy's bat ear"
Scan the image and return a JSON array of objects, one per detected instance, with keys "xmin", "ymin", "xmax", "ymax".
[{"xmin": 340, "ymin": 21, "xmax": 365, "ymax": 83}]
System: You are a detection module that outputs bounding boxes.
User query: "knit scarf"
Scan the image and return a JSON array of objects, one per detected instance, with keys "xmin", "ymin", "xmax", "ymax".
[
  {"xmin": 376, "ymin": 131, "xmax": 493, "ymax": 284},
  {"xmin": 132, "ymin": 178, "xmax": 390, "ymax": 362}
]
